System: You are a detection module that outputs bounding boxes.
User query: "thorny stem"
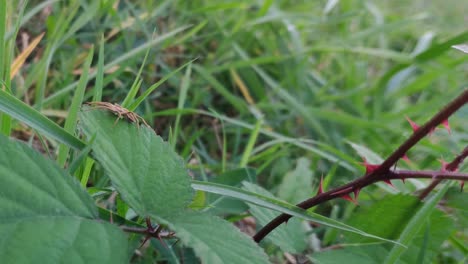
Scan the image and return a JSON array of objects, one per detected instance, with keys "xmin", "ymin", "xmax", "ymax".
[
  {"xmin": 387, "ymin": 169, "xmax": 468, "ymax": 181},
  {"xmin": 253, "ymin": 89, "xmax": 468, "ymax": 243},
  {"xmin": 418, "ymin": 146, "xmax": 468, "ymax": 199}
]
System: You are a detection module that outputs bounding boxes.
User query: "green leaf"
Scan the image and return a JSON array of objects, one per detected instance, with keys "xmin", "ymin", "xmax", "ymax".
[
  {"xmin": 340, "ymin": 193, "xmax": 454, "ymax": 264},
  {"xmin": 344, "ymin": 194, "xmax": 419, "ymax": 244},
  {"xmin": 156, "ymin": 211, "xmax": 269, "ymax": 264},
  {"xmin": 277, "ymin": 157, "xmax": 314, "ymax": 204},
  {"xmin": 79, "ymin": 108, "xmax": 194, "ymax": 217},
  {"xmin": 204, "ymin": 168, "xmax": 255, "ymax": 215},
  {"xmin": 383, "ymin": 184, "xmax": 451, "ymax": 264},
  {"xmin": 312, "ymin": 206, "xmax": 454, "ymax": 264},
  {"xmin": 0, "ymin": 134, "xmax": 128, "ymax": 263},
  {"xmin": 0, "ymin": 89, "xmax": 85, "ymax": 150}
]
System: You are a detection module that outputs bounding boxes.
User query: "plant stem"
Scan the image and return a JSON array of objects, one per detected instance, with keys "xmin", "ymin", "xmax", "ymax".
[
  {"xmin": 253, "ymin": 89, "xmax": 468, "ymax": 243},
  {"xmin": 418, "ymin": 146, "xmax": 468, "ymax": 199}
]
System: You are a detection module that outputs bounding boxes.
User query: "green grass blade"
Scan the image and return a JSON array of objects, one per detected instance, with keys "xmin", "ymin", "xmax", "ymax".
[
  {"xmin": 127, "ymin": 59, "xmax": 195, "ymax": 111},
  {"xmin": 0, "ymin": 0, "xmax": 9, "ymax": 135},
  {"xmin": 0, "ymin": 90, "xmax": 85, "ymax": 150},
  {"xmin": 232, "ymin": 44, "xmax": 328, "ymax": 140},
  {"xmin": 172, "ymin": 63, "xmax": 192, "ymax": 148},
  {"xmin": 6, "ymin": 0, "xmax": 59, "ymax": 40},
  {"xmin": 42, "ymin": 25, "xmax": 191, "ymax": 107},
  {"xmin": 239, "ymin": 119, "xmax": 262, "ymax": 167},
  {"xmin": 193, "ymin": 64, "xmax": 247, "ymax": 114},
  {"xmin": 415, "ymin": 30, "xmax": 468, "ymax": 62},
  {"xmin": 68, "ymin": 135, "xmax": 94, "ymax": 176},
  {"xmin": 191, "ymin": 180, "xmax": 401, "ymax": 246},
  {"xmin": 121, "ymin": 46, "xmax": 151, "ymax": 108},
  {"xmin": 151, "ymin": 108, "xmax": 355, "ymax": 171},
  {"xmin": 93, "ymin": 34, "xmax": 105, "ymax": 102},
  {"xmin": 57, "ymin": 47, "xmax": 94, "ymax": 166}
]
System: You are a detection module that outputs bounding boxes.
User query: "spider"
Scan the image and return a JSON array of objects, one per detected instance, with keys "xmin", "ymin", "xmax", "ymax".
[{"xmin": 84, "ymin": 101, "xmax": 150, "ymax": 127}]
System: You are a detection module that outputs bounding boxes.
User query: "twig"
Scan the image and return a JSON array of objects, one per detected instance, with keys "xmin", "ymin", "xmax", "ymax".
[
  {"xmin": 388, "ymin": 169, "xmax": 468, "ymax": 181},
  {"xmin": 418, "ymin": 146, "xmax": 468, "ymax": 199},
  {"xmin": 253, "ymin": 89, "xmax": 468, "ymax": 243}
]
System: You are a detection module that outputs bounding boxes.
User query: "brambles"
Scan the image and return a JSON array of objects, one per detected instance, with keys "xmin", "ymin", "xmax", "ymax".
[
  {"xmin": 253, "ymin": 89, "xmax": 468, "ymax": 243},
  {"xmin": 84, "ymin": 102, "xmax": 149, "ymax": 127}
]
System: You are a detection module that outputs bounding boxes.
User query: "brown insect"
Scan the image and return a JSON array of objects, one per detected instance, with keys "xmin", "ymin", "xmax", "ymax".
[{"xmin": 84, "ymin": 101, "xmax": 149, "ymax": 127}]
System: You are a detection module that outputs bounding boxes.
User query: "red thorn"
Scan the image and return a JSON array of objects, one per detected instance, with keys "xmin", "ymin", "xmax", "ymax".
[
  {"xmin": 360, "ymin": 158, "xmax": 381, "ymax": 175},
  {"xmin": 460, "ymin": 181, "xmax": 465, "ymax": 192},
  {"xmin": 439, "ymin": 159, "xmax": 449, "ymax": 172},
  {"xmin": 402, "ymin": 154, "xmax": 411, "ymax": 163},
  {"xmin": 441, "ymin": 119, "xmax": 451, "ymax": 134},
  {"xmin": 400, "ymin": 177, "xmax": 406, "ymax": 184},
  {"xmin": 383, "ymin": 179, "xmax": 395, "ymax": 188},
  {"xmin": 341, "ymin": 194, "xmax": 358, "ymax": 205},
  {"xmin": 316, "ymin": 175, "xmax": 324, "ymax": 195},
  {"xmin": 353, "ymin": 188, "xmax": 361, "ymax": 200},
  {"xmin": 406, "ymin": 116, "xmax": 419, "ymax": 132}
]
